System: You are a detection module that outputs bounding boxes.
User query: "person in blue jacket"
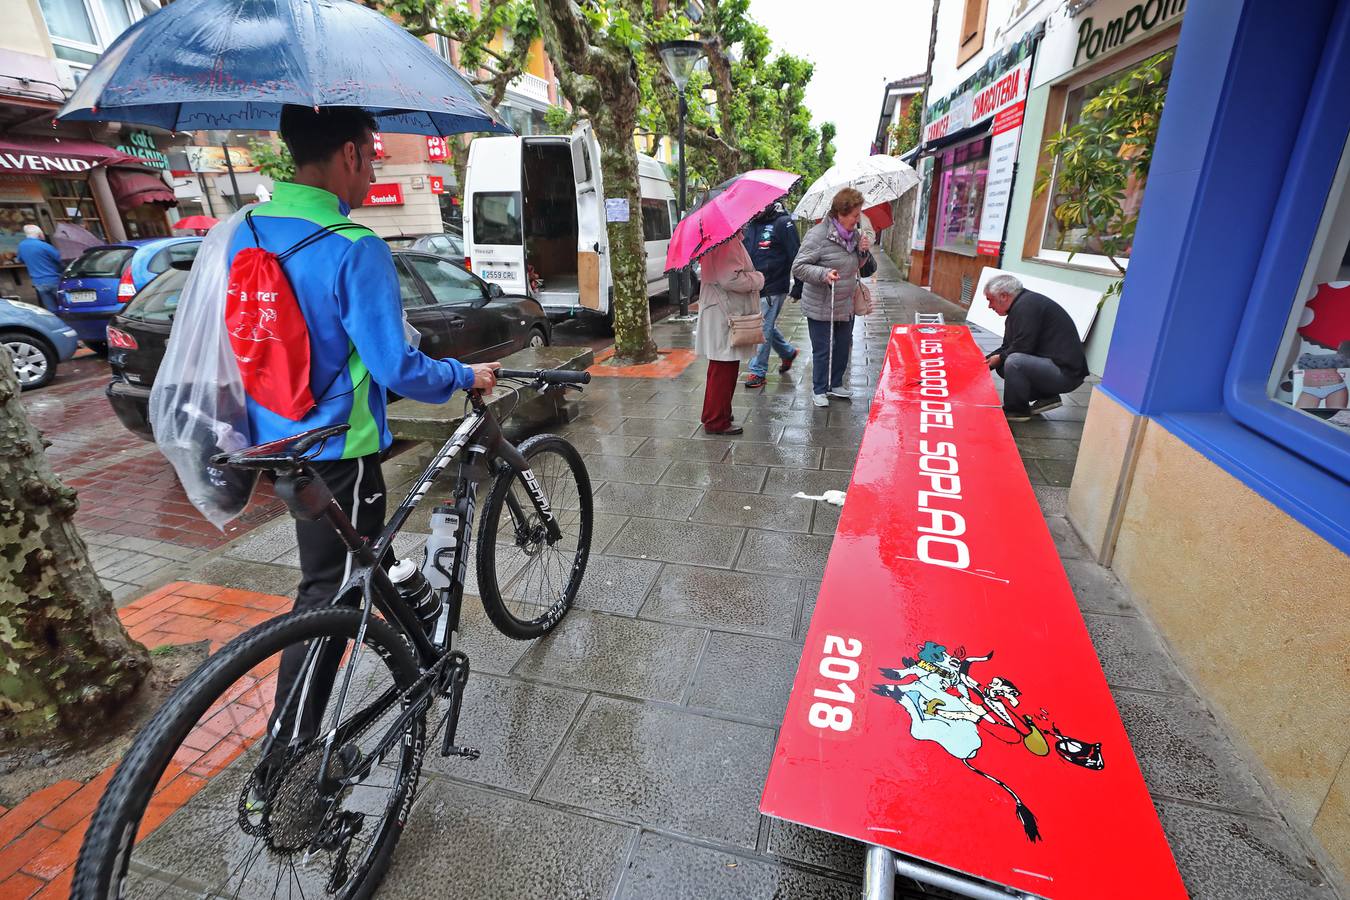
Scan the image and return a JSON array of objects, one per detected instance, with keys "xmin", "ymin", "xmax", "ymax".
[
  {"xmin": 17, "ymin": 225, "xmax": 63, "ymax": 313},
  {"xmin": 741, "ymin": 201, "xmax": 800, "ymax": 388},
  {"xmin": 230, "ymin": 105, "xmax": 498, "ymax": 755}
]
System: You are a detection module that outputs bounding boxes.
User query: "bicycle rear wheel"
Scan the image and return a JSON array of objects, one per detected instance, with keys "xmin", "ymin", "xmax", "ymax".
[
  {"xmin": 476, "ymin": 433, "xmax": 592, "ymax": 639},
  {"xmin": 73, "ymin": 607, "xmax": 425, "ymax": 900}
]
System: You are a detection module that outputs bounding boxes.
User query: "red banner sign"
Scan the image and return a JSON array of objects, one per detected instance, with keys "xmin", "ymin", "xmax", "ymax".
[
  {"xmin": 761, "ymin": 325, "xmax": 1185, "ymax": 899},
  {"xmin": 426, "ymin": 136, "xmax": 449, "ymax": 161},
  {"xmin": 429, "ymin": 176, "xmax": 444, "ymax": 195},
  {"xmin": 363, "ymin": 183, "xmax": 404, "ymax": 207},
  {"xmin": 372, "ymin": 132, "xmax": 386, "ymax": 158}
]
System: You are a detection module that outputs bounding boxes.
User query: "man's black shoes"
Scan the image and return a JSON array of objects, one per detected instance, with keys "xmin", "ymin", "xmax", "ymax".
[{"xmin": 1030, "ymin": 396, "xmax": 1063, "ymax": 415}]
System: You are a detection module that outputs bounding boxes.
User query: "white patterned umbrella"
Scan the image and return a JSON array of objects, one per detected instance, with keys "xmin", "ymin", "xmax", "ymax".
[{"xmin": 794, "ymin": 155, "xmax": 921, "ymax": 221}]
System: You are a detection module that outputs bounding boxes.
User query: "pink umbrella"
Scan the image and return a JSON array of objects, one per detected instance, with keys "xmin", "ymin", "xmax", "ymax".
[{"xmin": 665, "ymin": 168, "xmax": 800, "ymax": 273}]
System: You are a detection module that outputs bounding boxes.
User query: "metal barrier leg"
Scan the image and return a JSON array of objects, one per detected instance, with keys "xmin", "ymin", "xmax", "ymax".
[
  {"xmin": 864, "ymin": 842, "xmax": 1044, "ymax": 900},
  {"xmin": 863, "ymin": 845, "xmax": 897, "ymax": 900}
]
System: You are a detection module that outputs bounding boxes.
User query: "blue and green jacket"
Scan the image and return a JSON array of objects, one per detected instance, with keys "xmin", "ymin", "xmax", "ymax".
[{"xmin": 227, "ymin": 182, "xmax": 474, "ymax": 460}]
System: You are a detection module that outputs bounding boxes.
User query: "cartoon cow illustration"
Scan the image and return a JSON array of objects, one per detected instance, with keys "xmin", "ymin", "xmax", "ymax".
[{"xmin": 873, "ymin": 640, "xmax": 1106, "ymax": 842}]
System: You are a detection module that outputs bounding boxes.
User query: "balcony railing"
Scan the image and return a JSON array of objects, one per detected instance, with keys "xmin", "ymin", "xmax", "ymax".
[{"xmin": 508, "ymin": 72, "xmax": 551, "ymax": 104}]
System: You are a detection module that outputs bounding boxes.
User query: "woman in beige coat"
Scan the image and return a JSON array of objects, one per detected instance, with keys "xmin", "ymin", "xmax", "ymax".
[{"xmin": 694, "ymin": 234, "xmax": 764, "ymax": 434}]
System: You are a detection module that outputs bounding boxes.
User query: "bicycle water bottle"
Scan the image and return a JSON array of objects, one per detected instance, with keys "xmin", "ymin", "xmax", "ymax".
[
  {"xmin": 389, "ymin": 558, "xmax": 440, "ymax": 635},
  {"xmin": 421, "ymin": 505, "xmax": 460, "ymax": 593}
]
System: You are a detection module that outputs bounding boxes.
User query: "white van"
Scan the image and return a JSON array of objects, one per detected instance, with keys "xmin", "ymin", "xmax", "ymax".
[{"xmin": 463, "ymin": 121, "xmax": 677, "ymax": 324}]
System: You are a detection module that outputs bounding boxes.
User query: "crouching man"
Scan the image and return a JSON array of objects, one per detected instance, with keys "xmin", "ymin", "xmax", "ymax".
[{"xmin": 982, "ymin": 274, "xmax": 1088, "ymax": 422}]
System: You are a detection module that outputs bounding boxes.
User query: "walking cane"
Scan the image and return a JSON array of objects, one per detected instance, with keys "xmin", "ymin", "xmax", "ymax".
[{"xmin": 827, "ymin": 280, "xmax": 835, "ymax": 400}]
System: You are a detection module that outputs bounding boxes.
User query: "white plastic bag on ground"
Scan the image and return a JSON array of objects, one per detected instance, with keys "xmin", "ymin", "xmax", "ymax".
[{"xmin": 149, "ymin": 205, "xmax": 257, "ymax": 529}]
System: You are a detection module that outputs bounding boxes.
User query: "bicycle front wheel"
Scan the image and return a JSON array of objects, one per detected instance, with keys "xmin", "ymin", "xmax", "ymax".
[
  {"xmin": 73, "ymin": 607, "xmax": 425, "ymax": 900},
  {"xmin": 476, "ymin": 433, "xmax": 593, "ymax": 639}
]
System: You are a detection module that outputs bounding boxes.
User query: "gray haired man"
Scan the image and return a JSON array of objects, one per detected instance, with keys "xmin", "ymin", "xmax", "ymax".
[{"xmin": 982, "ymin": 274, "xmax": 1088, "ymax": 422}]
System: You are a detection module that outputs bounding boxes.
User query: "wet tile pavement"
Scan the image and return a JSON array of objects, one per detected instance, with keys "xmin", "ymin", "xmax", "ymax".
[
  {"xmin": 6, "ymin": 255, "xmax": 1341, "ymax": 898},
  {"xmin": 0, "ymin": 583, "xmax": 285, "ymax": 898},
  {"xmin": 19, "ymin": 356, "xmax": 286, "ymax": 603}
]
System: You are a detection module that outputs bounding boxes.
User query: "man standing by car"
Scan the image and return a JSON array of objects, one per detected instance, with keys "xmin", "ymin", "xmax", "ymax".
[
  {"xmin": 227, "ymin": 105, "xmax": 499, "ymax": 742},
  {"xmin": 741, "ymin": 201, "xmax": 799, "ymax": 388},
  {"xmin": 982, "ymin": 274, "xmax": 1088, "ymax": 422},
  {"xmin": 17, "ymin": 225, "xmax": 63, "ymax": 314}
]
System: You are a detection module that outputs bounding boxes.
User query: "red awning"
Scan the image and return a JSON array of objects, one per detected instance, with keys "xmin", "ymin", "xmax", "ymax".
[
  {"xmin": 107, "ymin": 167, "xmax": 177, "ymax": 210},
  {"xmin": 0, "ymin": 135, "xmax": 139, "ymax": 176}
]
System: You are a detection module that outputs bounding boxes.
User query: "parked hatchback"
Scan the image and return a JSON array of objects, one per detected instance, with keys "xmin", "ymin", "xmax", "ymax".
[
  {"xmin": 57, "ymin": 237, "xmax": 201, "ymax": 353},
  {"xmin": 384, "ymin": 232, "xmax": 464, "ymax": 258},
  {"xmin": 1, "ymin": 298, "xmax": 80, "ymax": 390},
  {"xmin": 106, "ymin": 250, "xmax": 551, "ymax": 439}
]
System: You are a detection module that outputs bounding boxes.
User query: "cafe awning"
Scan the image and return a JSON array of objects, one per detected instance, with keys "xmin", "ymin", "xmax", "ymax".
[
  {"xmin": 107, "ymin": 167, "xmax": 177, "ymax": 210},
  {"xmin": 0, "ymin": 135, "xmax": 138, "ymax": 176}
]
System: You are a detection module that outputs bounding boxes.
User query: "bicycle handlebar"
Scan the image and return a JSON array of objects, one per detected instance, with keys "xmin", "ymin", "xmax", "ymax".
[{"xmin": 497, "ymin": 367, "xmax": 592, "ymax": 385}]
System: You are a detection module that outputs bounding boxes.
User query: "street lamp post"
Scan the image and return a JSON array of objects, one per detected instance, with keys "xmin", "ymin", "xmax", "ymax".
[{"xmin": 655, "ymin": 39, "xmax": 707, "ymax": 321}]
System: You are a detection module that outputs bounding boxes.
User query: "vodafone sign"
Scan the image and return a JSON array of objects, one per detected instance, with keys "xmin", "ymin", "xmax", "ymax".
[{"xmin": 364, "ymin": 183, "xmax": 404, "ymax": 206}]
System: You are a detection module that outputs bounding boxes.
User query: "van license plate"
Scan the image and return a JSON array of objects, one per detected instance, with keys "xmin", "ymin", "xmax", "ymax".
[
  {"xmin": 479, "ymin": 269, "xmax": 511, "ymax": 281},
  {"xmin": 67, "ymin": 291, "xmax": 97, "ymax": 303}
]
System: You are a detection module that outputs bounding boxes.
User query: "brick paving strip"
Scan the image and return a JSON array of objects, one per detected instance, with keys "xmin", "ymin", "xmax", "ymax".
[{"xmin": 0, "ymin": 582, "xmax": 288, "ymax": 899}]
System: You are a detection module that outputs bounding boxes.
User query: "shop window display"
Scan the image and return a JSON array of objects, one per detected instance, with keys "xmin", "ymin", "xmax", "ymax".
[
  {"xmin": 935, "ymin": 139, "xmax": 988, "ymax": 256},
  {"xmin": 1, "ymin": 177, "xmax": 54, "ymax": 268},
  {"xmin": 1041, "ymin": 52, "xmax": 1174, "ymax": 260},
  {"xmin": 1270, "ymin": 139, "xmax": 1350, "ymax": 434},
  {"xmin": 40, "ymin": 178, "xmax": 103, "ymax": 237}
]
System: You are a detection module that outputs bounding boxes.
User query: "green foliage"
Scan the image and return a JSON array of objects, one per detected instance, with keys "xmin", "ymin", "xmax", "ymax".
[
  {"xmin": 373, "ymin": 0, "xmax": 540, "ymax": 107},
  {"xmin": 636, "ymin": 0, "xmax": 835, "ymax": 194},
  {"xmin": 888, "ymin": 90, "xmax": 923, "ymax": 156},
  {"xmin": 1035, "ymin": 51, "xmax": 1172, "ymax": 276},
  {"xmin": 248, "ymin": 138, "xmax": 294, "ymax": 182},
  {"xmin": 543, "ymin": 105, "xmax": 578, "ymax": 135}
]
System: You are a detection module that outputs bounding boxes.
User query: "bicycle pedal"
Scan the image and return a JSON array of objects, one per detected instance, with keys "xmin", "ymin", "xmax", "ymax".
[{"xmin": 441, "ymin": 744, "xmax": 480, "ymax": 761}]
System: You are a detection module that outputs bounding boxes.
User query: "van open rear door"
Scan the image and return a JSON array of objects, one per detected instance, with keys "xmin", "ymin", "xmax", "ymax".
[
  {"xmin": 464, "ymin": 137, "xmax": 527, "ymax": 296},
  {"xmin": 571, "ymin": 121, "xmax": 610, "ymax": 314}
]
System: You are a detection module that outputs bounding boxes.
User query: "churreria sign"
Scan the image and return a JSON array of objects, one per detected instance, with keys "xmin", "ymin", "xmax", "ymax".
[{"xmin": 1075, "ymin": 0, "xmax": 1186, "ymax": 66}]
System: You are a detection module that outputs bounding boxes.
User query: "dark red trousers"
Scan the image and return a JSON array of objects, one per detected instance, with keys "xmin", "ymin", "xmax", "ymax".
[{"xmin": 702, "ymin": 359, "xmax": 739, "ymax": 432}]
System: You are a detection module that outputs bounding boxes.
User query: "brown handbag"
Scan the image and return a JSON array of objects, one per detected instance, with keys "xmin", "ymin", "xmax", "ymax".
[
  {"xmin": 853, "ymin": 279, "xmax": 874, "ymax": 316},
  {"xmin": 728, "ymin": 311, "xmax": 766, "ymax": 347}
]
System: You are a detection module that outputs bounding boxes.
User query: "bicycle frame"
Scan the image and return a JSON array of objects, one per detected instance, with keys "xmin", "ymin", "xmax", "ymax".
[{"xmin": 265, "ymin": 390, "xmax": 565, "ymax": 784}]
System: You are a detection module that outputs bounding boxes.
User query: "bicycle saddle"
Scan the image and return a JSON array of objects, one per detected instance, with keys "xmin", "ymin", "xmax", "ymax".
[{"xmin": 212, "ymin": 424, "xmax": 350, "ymax": 469}]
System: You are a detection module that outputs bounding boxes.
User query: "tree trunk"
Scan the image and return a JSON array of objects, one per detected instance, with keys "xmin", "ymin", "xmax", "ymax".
[
  {"xmin": 697, "ymin": 0, "xmax": 746, "ymax": 182},
  {"xmin": 0, "ymin": 347, "xmax": 149, "ymax": 740},
  {"xmin": 594, "ymin": 106, "xmax": 655, "ymax": 364},
  {"xmin": 533, "ymin": 0, "xmax": 657, "ymax": 364}
]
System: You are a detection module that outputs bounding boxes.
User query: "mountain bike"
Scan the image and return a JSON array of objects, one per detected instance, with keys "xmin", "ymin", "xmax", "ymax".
[{"xmin": 72, "ymin": 367, "xmax": 593, "ymax": 899}]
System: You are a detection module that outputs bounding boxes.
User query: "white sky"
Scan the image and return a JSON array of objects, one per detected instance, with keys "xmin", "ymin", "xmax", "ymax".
[{"xmin": 748, "ymin": 0, "xmax": 935, "ymax": 160}]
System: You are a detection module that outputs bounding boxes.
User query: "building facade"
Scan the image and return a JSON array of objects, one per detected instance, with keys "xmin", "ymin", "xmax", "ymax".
[
  {"xmin": 870, "ymin": 74, "xmax": 925, "ymax": 156},
  {"xmin": 1, "ymin": 0, "xmax": 180, "ymax": 298},
  {"xmin": 1069, "ymin": 0, "xmax": 1349, "ymax": 883},
  {"xmin": 912, "ymin": 0, "xmax": 1185, "ymax": 371}
]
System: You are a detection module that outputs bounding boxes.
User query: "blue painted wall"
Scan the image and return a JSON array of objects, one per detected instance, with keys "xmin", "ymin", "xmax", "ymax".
[{"xmin": 1099, "ymin": 0, "xmax": 1350, "ymax": 552}]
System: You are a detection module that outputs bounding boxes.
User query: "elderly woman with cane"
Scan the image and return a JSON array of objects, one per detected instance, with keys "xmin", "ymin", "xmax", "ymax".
[
  {"xmin": 792, "ymin": 187, "xmax": 876, "ymax": 407},
  {"xmin": 695, "ymin": 233, "xmax": 765, "ymax": 435}
]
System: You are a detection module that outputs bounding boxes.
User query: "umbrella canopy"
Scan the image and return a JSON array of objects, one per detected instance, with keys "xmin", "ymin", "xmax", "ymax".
[
  {"xmin": 50, "ymin": 222, "xmax": 104, "ymax": 261},
  {"xmin": 666, "ymin": 169, "xmax": 800, "ymax": 273},
  {"xmin": 57, "ymin": 0, "xmax": 511, "ymax": 137},
  {"xmin": 796, "ymin": 155, "xmax": 920, "ymax": 222},
  {"xmin": 862, "ymin": 202, "xmax": 894, "ymax": 232},
  {"xmin": 173, "ymin": 215, "xmax": 220, "ymax": 231}
]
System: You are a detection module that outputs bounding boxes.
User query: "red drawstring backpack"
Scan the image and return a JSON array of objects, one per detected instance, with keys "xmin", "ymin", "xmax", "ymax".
[{"xmin": 225, "ymin": 213, "xmax": 364, "ymax": 420}]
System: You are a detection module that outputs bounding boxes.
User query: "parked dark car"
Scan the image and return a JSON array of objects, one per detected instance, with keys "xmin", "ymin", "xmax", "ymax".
[
  {"xmin": 105, "ymin": 250, "xmax": 552, "ymax": 439},
  {"xmin": 384, "ymin": 232, "xmax": 464, "ymax": 258},
  {"xmin": 56, "ymin": 237, "xmax": 201, "ymax": 353}
]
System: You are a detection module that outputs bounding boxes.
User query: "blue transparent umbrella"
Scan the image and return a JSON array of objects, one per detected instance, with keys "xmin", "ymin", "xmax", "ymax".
[{"xmin": 58, "ymin": 0, "xmax": 512, "ymax": 136}]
